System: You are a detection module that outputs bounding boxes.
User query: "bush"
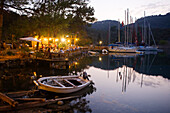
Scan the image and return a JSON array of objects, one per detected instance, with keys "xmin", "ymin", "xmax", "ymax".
[
  {"xmin": 36, "ymin": 52, "xmax": 44, "ymax": 57},
  {"xmin": 6, "ymin": 51, "xmax": 15, "ymax": 56},
  {"xmin": 159, "ymin": 40, "xmax": 168, "ymax": 45}
]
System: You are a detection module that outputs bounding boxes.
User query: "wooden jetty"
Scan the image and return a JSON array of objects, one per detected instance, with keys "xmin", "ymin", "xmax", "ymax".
[
  {"xmin": 0, "ymin": 90, "xmax": 80, "ymax": 112},
  {"xmin": 0, "ymin": 92, "xmax": 18, "ymax": 107},
  {"xmin": 0, "ymin": 49, "xmax": 89, "ymax": 70}
]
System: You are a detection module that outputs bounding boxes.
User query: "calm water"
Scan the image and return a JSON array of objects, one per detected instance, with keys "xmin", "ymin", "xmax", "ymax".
[{"xmin": 0, "ymin": 52, "xmax": 170, "ymax": 113}]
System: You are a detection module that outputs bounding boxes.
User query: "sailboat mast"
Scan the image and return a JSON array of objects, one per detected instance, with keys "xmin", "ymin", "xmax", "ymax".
[
  {"xmin": 118, "ymin": 19, "xmax": 120, "ymax": 42},
  {"xmin": 130, "ymin": 16, "xmax": 133, "ymax": 44},
  {"xmin": 125, "ymin": 10, "xmax": 127, "ymax": 46},
  {"xmin": 144, "ymin": 11, "xmax": 146, "ymax": 45},
  {"xmin": 127, "ymin": 8, "xmax": 129, "ymax": 46},
  {"xmin": 142, "ymin": 24, "xmax": 144, "ymax": 44},
  {"xmin": 150, "ymin": 28, "xmax": 157, "ymax": 46},
  {"xmin": 108, "ymin": 22, "xmax": 110, "ymax": 45},
  {"xmin": 148, "ymin": 23, "xmax": 151, "ymax": 46},
  {"xmin": 135, "ymin": 17, "xmax": 137, "ymax": 38},
  {"xmin": 135, "ymin": 17, "xmax": 138, "ymax": 45}
]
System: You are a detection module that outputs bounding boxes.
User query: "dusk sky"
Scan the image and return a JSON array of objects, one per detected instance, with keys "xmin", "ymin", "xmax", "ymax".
[{"xmin": 89, "ymin": 0, "xmax": 170, "ymax": 22}]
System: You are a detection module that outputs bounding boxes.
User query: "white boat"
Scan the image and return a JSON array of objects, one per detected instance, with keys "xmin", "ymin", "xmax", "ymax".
[
  {"xmin": 108, "ymin": 45, "xmax": 142, "ymax": 53},
  {"xmin": 109, "ymin": 52, "xmax": 142, "ymax": 58},
  {"xmin": 138, "ymin": 46, "xmax": 158, "ymax": 51},
  {"xmin": 88, "ymin": 51, "xmax": 99, "ymax": 55},
  {"xmin": 137, "ymin": 11, "xmax": 162, "ymax": 52},
  {"xmin": 34, "ymin": 76, "xmax": 92, "ymax": 93},
  {"xmin": 108, "ymin": 9, "xmax": 142, "ymax": 54}
]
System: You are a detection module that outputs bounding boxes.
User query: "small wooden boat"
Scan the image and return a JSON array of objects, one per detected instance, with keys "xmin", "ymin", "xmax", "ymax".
[
  {"xmin": 33, "ymin": 76, "xmax": 92, "ymax": 93},
  {"xmin": 88, "ymin": 51, "xmax": 99, "ymax": 55}
]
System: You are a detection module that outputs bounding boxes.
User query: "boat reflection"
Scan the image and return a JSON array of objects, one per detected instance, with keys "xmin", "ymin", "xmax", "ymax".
[
  {"xmin": 38, "ymin": 83, "xmax": 96, "ymax": 98},
  {"xmin": 116, "ymin": 65, "xmax": 143, "ymax": 93},
  {"xmin": 109, "ymin": 52, "xmax": 142, "ymax": 58},
  {"xmin": 115, "ymin": 64, "xmax": 170, "ymax": 94},
  {"xmin": 35, "ymin": 84, "xmax": 96, "ymax": 112},
  {"xmin": 89, "ymin": 52, "xmax": 170, "ymax": 79}
]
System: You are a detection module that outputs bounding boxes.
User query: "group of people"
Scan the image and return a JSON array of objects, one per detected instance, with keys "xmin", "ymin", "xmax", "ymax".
[
  {"xmin": 0, "ymin": 41, "xmax": 18, "ymax": 50},
  {"xmin": 0, "ymin": 41, "xmax": 6, "ymax": 50}
]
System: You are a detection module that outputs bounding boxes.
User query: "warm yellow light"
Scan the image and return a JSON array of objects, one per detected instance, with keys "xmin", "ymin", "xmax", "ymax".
[
  {"xmin": 35, "ymin": 36, "xmax": 38, "ymax": 39},
  {"xmin": 67, "ymin": 39, "xmax": 70, "ymax": 43},
  {"xmin": 35, "ymin": 38, "xmax": 38, "ymax": 40},
  {"xmin": 75, "ymin": 62, "xmax": 78, "ymax": 65},
  {"xmin": 55, "ymin": 39, "xmax": 59, "ymax": 42},
  {"xmin": 44, "ymin": 38, "xmax": 47, "ymax": 41},
  {"xmin": 75, "ymin": 38, "xmax": 78, "ymax": 41},
  {"xmin": 33, "ymin": 72, "xmax": 37, "ymax": 77},
  {"xmin": 99, "ymin": 57, "xmax": 102, "ymax": 61},
  {"xmin": 99, "ymin": 41, "xmax": 102, "ymax": 45},
  {"xmin": 61, "ymin": 38, "xmax": 66, "ymax": 42},
  {"xmin": 49, "ymin": 38, "xmax": 52, "ymax": 41},
  {"xmin": 66, "ymin": 35, "xmax": 69, "ymax": 37}
]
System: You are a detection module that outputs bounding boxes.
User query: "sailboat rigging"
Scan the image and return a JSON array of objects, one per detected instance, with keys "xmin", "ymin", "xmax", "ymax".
[{"xmin": 108, "ymin": 8, "xmax": 142, "ymax": 53}]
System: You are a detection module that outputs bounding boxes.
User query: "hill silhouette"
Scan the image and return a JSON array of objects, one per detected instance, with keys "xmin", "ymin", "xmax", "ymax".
[
  {"xmin": 87, "ymin": 12, "xmax": 170, "ymax": 45},
  {"xmin": 136, "ymin": 13, "xmax": 170, "ymax": 29}
]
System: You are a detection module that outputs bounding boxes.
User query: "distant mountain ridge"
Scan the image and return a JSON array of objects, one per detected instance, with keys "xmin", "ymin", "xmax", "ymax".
[
  {"xmin": 136, "ymin": 13, "xmax": 170, "ymax": 29},
  {"xmin": 90, "ymin": 20, "xmax": 118, "ymax": 31},
  {"xmin": 87, "ymin": 12, "xmax": 170, "ymax": 45},
  {"xmin": 90, "ymin": 12, "xmax": 170, "ymax": 29}
]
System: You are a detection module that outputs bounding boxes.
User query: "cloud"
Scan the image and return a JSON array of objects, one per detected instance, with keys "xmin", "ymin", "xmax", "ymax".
[
  {"xmin": 131, "ymin": 2, "xmax": 170, "ymax": 19},
  {"xmin": 142, "ymin": 2, "xmax": 170, "ymax": 15}
]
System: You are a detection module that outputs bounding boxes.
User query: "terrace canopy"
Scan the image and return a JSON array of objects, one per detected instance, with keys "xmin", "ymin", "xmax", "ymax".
[{"xmin": 20, "ymin": 37, "xmax": 41, "ymax": 42}]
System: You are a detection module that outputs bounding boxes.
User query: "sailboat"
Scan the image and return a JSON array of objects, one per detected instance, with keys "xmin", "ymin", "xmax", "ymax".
[
  {"xmin": 137, "ymin": 11, "xmax": 161, "ymax": 52},
  {"xmin": 108, "ymin": 9, "xmax": 142, "ymax": 53}
]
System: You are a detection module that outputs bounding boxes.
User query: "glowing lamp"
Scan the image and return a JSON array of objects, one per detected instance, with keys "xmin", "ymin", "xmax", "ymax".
[
  {"xmin": 99, "ymin": 57, "xmax": 102, "ymax": 61},
  {"xmin": 55, "ymin": 39, "xmax": 59, "ymax": 42},
  {"xmin": 99, "ymin": 41, "xmax": 102, "ymax": 45},
  {"xmin": 61, "ymin": 38, "xmax": 66, "ymax": 42}
]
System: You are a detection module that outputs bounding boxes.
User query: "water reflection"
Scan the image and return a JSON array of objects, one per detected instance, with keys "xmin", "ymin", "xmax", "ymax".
[
  {"xmin": 0, "ymin": 68, "xmax": 34, "ymax": 92},
  {"xmin": 87, "ymin": 54, "xmax": 170, "ymax": 113},
  {"xmin": 115, "ymin": 65, "xmax": 170, "ymax": 93},
  {"xmin": 89, "ymin": 52, "xmax": 170, "ymax": 79},
  {"xmin": 1, "ymin": 52, "xmax": 170, "ymax": 113},
  {"xmin": 42, "ymin": 85, "xmax": 96, "ymax": 112}
]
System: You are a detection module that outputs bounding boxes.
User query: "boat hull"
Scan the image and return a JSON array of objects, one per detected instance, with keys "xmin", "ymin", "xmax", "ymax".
[
  {"xmin": 137, "ymin": 46, "xmax": 158, "ymax": 51},
  {"xmin": 109, "ymin": 47, "xmax": 142, "ymax": 53},
  {"xmin": 36, "ymin": 76, "xmax": 91, "ymax": 94},
  {"xmin": 38, "ymin": 82, "xmax": 91, "ymax": 93}
]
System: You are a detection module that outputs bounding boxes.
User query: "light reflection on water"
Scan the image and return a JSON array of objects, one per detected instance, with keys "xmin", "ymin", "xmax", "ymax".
[
  {"xmin": 86, "ymin": 66, "xmax": 170, "ymax": 113},
  {"xmin": 85, "ymin": 53, "xmax": 170, "ymax": 113},
  {"xmin": 0, "ymin": 53, "xmax": 170, "ymax": 113}
]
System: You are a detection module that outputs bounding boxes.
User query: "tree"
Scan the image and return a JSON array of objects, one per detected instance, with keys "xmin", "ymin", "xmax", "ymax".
[
  {"xmin": 31, "ymin": 0, "xmax": 95, "ymax": 37},
  {"xmin": 0, "ymin": 0, "xmax": 32, "ymax": 41},
  {"xmin": 1, "ymin": 0, "xmax": 95, "ymax": 44}
]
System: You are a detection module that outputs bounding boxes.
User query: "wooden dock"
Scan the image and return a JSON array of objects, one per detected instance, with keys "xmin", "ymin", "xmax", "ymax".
[{"xmin": 0, "ymin": 90, "xmax": 79, "ymax": 112}]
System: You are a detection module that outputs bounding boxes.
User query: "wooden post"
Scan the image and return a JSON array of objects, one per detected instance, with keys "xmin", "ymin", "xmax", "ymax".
[
  {"xmin": 14, "ymin": 98, "xmax": 46, "ymax": 102},
  {"xmin": 0, "ymin": 95, "xmax": 80, "ymax": 112},
  {"xmin": 0, "ymin": 92, "xmax": 18, "ymax": 107}
]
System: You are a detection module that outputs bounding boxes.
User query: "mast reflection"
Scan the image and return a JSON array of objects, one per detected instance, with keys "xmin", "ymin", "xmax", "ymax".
[{"xmin": 109, "ymin": 52, "xmax": 158, "ymax": 93}]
